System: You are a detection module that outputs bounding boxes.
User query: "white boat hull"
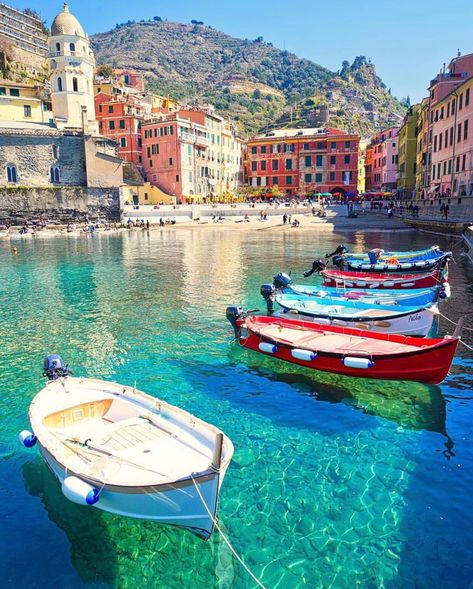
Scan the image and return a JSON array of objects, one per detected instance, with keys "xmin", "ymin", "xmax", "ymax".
[
  {"xmin": 39, "ymin": 444, "xmax": 225, "ymax": 539},
  {"xmin": 25, "ymin": 376, "xmax": 234, "ymax": 540},
  {"xmin": 276, "ymin": 307, "xmax": 436, "ymax": 336}
]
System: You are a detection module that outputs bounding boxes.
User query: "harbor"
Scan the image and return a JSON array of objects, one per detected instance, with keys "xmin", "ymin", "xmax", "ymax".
[
  {"xmin": 1, "ymin": 1, "xmax": 473, "ymax": 587},
  {"xmin": 3, "ymin": 226, "xmax": 473, "ymax": 588}
]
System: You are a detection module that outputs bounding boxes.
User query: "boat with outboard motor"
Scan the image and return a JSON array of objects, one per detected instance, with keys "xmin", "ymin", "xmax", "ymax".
[
  {"xmin": 269, "ymin": 292, "xmax": 437, "ymax": 336},
  {"xmin": 19, "ymin": 355, "xmax": 234, "ymax": 540},
  {"xmin": 343, "ymin": 245, "xmax": 444, "ymax": 261},
  {"xmin": 265, "ymin": 272, "xmax": 444, "ymax": 307},
  {"xmin": 226, "ymin": 309, "xmax": 461, "ymax": 385},
  {"xmin": 340, "ymin": 248, "xmax": 451, "ymax": 273},
  {"xmin": 321, "ymin": 268, "xmax": 449, "ymax": 293}
]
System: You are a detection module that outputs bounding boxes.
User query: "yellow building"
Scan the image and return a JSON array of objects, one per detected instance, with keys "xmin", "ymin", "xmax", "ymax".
[
  {"xmin": 122, "ymin": 182, "xmax": 175, "ymax": 205},
  {"xmin": 397, "ymin": 104, "xmax": 420, "ymax": 197},
  {"xmin": 415, "ymin": 97, "xmax": 430, "ymax": 198},
  {"xmin": 0, "ymin": 79, "xmax": 53, "ymax": 123},
  {"xmin": 358, "ymin": 138, "xmax": 368, "ymax": 193}
]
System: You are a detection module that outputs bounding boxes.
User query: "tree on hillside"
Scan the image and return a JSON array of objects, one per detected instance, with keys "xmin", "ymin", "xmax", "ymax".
[
  {"xmin": 153, "ymin": 16, "xmax": 162, "ymax": 21},
  {"xmin": 97, "ymin": 64, "xmax": 113, "ymax": 78}
]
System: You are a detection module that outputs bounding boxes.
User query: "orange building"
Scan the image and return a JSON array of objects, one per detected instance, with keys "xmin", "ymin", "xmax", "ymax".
[{"xmin": 95, "ymin": 92, "xmax": 146, "ymax": 168}]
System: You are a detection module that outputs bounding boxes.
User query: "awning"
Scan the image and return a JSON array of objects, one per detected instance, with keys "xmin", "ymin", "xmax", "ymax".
[{"xmin": 427, "ymin": 185, "xmax": 440, "ymax": 194}]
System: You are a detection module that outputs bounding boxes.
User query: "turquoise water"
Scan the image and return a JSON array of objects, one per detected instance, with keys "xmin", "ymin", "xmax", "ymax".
[{"xmin": 0, "ymin": 228, "xmax": 472, "ymax": 588}]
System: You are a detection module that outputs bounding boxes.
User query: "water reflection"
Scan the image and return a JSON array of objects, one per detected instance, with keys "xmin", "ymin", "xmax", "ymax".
[{"xmin": 22, "ymin": 459, "xmax": 117, "ymax": 585}]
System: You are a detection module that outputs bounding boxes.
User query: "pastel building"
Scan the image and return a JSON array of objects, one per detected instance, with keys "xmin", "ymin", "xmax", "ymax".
[
  {"xmin": 357, "ymin": 138, "xmax": 368, "ymax": 193},
  {"xmin": 365, "ymin": 127, "xmax": 399, "ymax": 191},
  {"xmin": 95, "ymin": 91, "xmax": 149, "ymax": 168},
  {"xmin": 0, "ymin": 80, "xmax": 52, "ymax": 123},
  {"xmin": 141, "ymin": 107, "xmax": 243, "ymax": 201},
  {"xmin": 397, "ymin": 104, "xmax": 420, "ymax": 197},
  {"xmin": 428, "ymin": 53, "xmax": 473, "ymax": 197},
  {"xmin": 415, "ymin": 97, "xmax": 431, "ymax": 197},
  {"xmin": 246, "ymin": 127, "xmax": 360, "ymax": 197}
]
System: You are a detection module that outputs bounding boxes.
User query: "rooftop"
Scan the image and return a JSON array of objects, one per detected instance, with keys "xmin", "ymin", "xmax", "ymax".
[{"xmin": 251, "ymin": 127, "xmax": 351, "ymax": 141}]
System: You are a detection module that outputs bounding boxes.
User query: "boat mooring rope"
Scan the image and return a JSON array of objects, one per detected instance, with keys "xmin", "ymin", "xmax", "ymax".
[
  {"xmin": 435, "ymin": 309, "xmax": 473, "ymax": 350},
  {"xmin": 190, "ymin": 475, "xmax": 268, "ymax": 589}
]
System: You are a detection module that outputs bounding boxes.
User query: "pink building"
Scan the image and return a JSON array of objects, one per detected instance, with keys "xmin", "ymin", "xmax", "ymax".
[
  {"xmin": 366, "ymin": 127, "xmax": 399, "ymax": 191},
  {"xmin": 141, "ymin": 108, "xmax": 243, "ymax": 202},
  {"xmin": 429, "ymin": 53, "xmax": 473, "ymax": 197}
]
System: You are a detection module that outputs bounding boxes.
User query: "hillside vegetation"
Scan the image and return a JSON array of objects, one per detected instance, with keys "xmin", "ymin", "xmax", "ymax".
[{"xmin": 90, "ymin": 20, "xmax": 406, "ymax": 137}]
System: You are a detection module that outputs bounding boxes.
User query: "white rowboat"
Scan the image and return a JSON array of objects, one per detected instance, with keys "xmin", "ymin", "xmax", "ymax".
[{"xmin": 21, "ymin": 363, "xmax": 233, "ymax": 540}]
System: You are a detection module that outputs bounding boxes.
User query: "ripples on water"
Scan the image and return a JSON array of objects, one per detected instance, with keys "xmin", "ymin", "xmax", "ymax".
[{"xmin": 0, "ymin": 228, "xmax": 472, "ymax": 588}]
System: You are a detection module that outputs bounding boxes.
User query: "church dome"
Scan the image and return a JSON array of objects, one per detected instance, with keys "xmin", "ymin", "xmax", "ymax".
[{"xmin": 51, "ymin": 3, "xmax": 85, "ymax": 37}]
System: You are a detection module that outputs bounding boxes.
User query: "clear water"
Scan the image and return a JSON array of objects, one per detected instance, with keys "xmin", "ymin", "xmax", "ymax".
[{"xmin": 0, "ymin": 228, "xmax": 472, "ymax": 589}]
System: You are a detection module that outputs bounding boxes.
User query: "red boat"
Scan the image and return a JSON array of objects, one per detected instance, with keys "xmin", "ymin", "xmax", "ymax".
[
  {"xmin": 226, "ymin": 310, "xmax": 460, "ymax": 385},
  {"xmin": 322, "ymin": 268, "xmax": 447, "ymax": 290}
]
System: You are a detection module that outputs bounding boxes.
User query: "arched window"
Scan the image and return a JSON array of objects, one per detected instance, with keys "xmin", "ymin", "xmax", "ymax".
[
  {"xmin": 6, "ymin": 164, "xmax": 17, "ymax": 183},
  {"xmin": 50, "ymin": 166, "xmax": 60, "ymax": 183},
  {"xmin": 57, "ymin": 77, "xmax": 62, "ymax": 92},
  {"xmin": 72, "ymin": 77, "xmax": 78, "ymax": 92},
  {"xmin": 69, "ymin": 42, "xmax": 75, "ymax": 53},
  {"xmin": 55, "ymin": 42, "xmax": 60, "ymax": 52}
]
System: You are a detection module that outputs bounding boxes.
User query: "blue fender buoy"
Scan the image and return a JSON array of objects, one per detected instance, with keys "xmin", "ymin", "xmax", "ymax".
[{"xmin": 19, "ymin": 430, "xmax": 37, "ymax": 448}]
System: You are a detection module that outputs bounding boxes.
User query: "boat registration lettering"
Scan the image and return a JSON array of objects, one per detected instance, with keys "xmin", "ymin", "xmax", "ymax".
[{"xmin": 408, "ymin": 313, "xmax": 422, "ymax": 322}]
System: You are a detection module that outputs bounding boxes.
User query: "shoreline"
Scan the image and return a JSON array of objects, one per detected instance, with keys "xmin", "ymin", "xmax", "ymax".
[{"xmin": 1, "ymin": 211, "xmax": 410, "ymax": 239}]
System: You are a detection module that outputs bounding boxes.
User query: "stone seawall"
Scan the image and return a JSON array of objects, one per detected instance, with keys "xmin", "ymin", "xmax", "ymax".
[{"xmin": 0, "ymin": 186, "xmax": 120, "ymax": 223}]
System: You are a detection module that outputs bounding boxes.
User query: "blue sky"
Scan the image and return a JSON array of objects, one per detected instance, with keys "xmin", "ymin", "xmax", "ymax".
[{"xmin": 10, "ymin": 0, "xmax": 473, "ymax": 102}]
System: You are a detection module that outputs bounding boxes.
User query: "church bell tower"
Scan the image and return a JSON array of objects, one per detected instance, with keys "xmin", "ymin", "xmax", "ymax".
[{"xmin": 48, "ymin": 3, "xmax": 98, "ymax": 133}]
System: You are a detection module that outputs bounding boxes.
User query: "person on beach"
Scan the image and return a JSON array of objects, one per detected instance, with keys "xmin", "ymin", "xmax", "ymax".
[
  {"xmin": 368, "ymin": 248, "xmax": 384, "ymax": 265},
  {"xmin": 283, "ymin": 213, "xmax": 287, "ymax": 224}
]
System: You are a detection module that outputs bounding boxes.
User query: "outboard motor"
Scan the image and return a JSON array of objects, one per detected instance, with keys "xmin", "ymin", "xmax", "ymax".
[
  {"xmin": 303, "ymin": 259, "xmax": 326, "ymax": 277},
  {"xmin": 226, "ymin": 306, "xmax": 244, "ymax": 338},
  {"xmin": 273, "ymin": 272, "xmax": 292, "ymax": 290},
  {"xmin": 42, "ymin": 354, "xmax": 72, "ymax": 380},
  {"xmin": 260, "ymin": 284, "xmax": 276, "ymax": 314},
  {"xmin": 332, "ymin": 255, "xmax": 344, "ymax": 269}
]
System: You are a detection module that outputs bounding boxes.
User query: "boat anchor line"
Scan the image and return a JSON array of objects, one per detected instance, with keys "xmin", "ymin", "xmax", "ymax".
[{"xmin": 190, "ymin": 474, "xmax": 268, "ymax": 589}]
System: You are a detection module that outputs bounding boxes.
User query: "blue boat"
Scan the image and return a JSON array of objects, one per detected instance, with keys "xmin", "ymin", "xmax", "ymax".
[
  {"xmin": 265, "ymin": 272, "xmax": 445, "ymax": 308},
  {"xmin": 271, "ymin": 292, "xmax": 437, "ymax": 337},
  {"xmin": 280, "ymin": 283, "xmax": 439, "ymax": 307},
  {"xmin": 342, "ymin": 248, "xmax": 451, "ymax": 273}
]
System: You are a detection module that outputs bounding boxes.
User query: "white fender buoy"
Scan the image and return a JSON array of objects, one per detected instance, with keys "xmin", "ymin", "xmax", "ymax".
[
  {"xmin": 314, "ymin": 318, "xmax": 331, "ymax": 325},
  {"xmin": 291, "ymin": 348, "xmax": 317, "ymax": 362},
  {"xmin": 343, "ymin": 357, "xmax": 374, "ymax": 369},
  {"xmin": 19, "ymin": 430, "xmax": 37, "ymax": 448},
  {"xmin": 259, "ymin": 342, "xmax": 278, "ymax": 354},
  {"xmin": 62, "ymin": 476, "xmax": 100, "ymax": 506}
]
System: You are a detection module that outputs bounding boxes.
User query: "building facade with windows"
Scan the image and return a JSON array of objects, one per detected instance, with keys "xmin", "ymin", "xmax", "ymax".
[
  {"xmin": 0, "ymin": 80, "xmax": 52, "ymax": 123},
  {"xmin": 365, "ymin": 127, "xmax": 399, "ymax": 192},
  {"xmin": 427, "ymin": 53, "xmax": 473, "ymax": 198},
  {"xmin": 95, "ymin": 92, "xmax": 147, "ymax": 168},
  {"xmin": 246, "ymin": 128, "xmax": 360, "ymax": 197},
  {"xmin": 0, "ymin": 2, "xmax": 48, "ymax": 58},
  {"xmin": 397, "ymin": 104, "xmax": 420, "ymax": 197},
  {"xmin": 141, "ymin": 107, "xmax": 243, "ymax": 202},
  {"xmin": 0, "ymin": 3, "xmax": 122, "ymax": 189}
]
